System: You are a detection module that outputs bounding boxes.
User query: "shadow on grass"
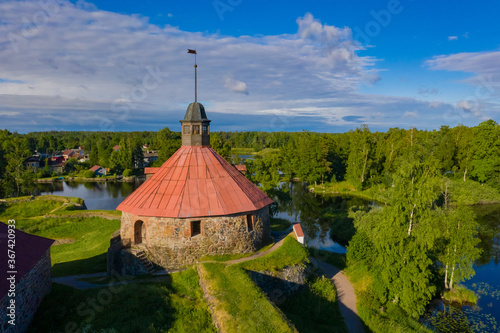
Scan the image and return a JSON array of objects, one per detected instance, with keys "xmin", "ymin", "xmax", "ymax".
[
  {"xmin": 28, "ymin": 281, "xmax": 177, "ymax": 333},
  {"xmin": 52, "ymin": 253, "xmax": 107, "ymax": 277},
  {"xmin": 277, "ymin": 275, "xmax": 349, "ymax": 333}
]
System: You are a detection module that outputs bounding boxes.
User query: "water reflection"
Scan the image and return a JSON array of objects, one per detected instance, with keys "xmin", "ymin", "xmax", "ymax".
[
  {"xmin": 270, "ymin": 182, "xmax": 372, "ymax": 253},
  {"xmin": 36, "ymin": 178, "xmax": 145, "ymax": 210}
]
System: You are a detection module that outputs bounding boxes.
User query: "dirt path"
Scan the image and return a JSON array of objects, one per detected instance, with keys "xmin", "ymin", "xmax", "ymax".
[
  {"xmin": 198, "ymin": 231, "xmax": 290, "ymax": 266},
  {"xmin": 225, "ymin": 235, "xmax": 287, "ymax": 265},
  {"xmin": 309, "ymin": 257, "xmax": 365, "ymax": 333}
]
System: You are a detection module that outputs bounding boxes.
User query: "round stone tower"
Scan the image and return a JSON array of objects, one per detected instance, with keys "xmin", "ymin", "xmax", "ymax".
[{"xmin": 112, "ymin": 102, "xmax": 273, "ymax": 272}]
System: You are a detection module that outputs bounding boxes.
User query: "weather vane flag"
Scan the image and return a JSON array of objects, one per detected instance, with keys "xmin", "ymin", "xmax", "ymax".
[{"xmin": 188, "ymin": 49, "xmax": 197, "ymax": 102}]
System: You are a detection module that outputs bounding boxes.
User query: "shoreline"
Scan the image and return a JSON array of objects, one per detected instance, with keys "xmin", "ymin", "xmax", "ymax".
[{"xmin": 36, "ymin": 176, "xmax": 138, "ymax": 183}]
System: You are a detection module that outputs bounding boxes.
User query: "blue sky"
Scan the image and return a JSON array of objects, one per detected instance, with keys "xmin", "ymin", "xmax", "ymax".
[{"xmin": 0, "ymin": 0, "xmax": 499, "ymax": 133}]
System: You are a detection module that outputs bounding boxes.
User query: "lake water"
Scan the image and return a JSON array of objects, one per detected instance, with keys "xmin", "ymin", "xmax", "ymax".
[
  {"xmin": 37, "ymin": 179, "xmax": 500, "ymax": 332},
  {"xmin": 37, "ymin": 178, "xmax": 145, "ymax": 210}
]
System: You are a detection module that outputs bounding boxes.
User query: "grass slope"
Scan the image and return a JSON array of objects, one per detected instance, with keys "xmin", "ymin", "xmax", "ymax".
[
  {"xmin": 29, "ymin": 268, "xmax": 216, "ymax": 333},
  {"xmin": 236, "ymin": 236, "xmax": 309, "ymax": 271},
  {"xmin": 0, "ymin": 195, "xmax": 85, "ymax": 219},
  {"xmin": 199, "ymin": 263, "xmax": 297, "ymax": 333},
  {"xmin": 16, "ymin": 216, "xmax": 120, "ymax": 276}
]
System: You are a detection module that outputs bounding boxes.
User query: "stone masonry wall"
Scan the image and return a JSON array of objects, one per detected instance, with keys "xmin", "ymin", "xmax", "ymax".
[
  {"xmin": 0, "ymin": 249, "xmax": 52, "ymax": 333},
  {"xmin": 120, "ymin": 206, "xmax": 271, "ymax": 269}
]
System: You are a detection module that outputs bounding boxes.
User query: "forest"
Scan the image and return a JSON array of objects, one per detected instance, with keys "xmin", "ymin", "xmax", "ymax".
[{"xmin": 0, "ymin": 119, "xmax": 499, "ymax": 327}]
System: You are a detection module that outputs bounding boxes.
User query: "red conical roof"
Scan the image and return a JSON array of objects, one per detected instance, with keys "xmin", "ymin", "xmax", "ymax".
[{"xmin": 117, "ymin": 146, "xmax": 273, "ymax": 218}]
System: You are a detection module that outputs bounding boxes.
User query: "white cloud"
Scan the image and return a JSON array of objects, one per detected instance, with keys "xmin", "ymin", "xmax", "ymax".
[
  {"xmin": 455, "ymin": 100, "xmax": 482, "ymax": 117},
  {"xmin": 0, "ymin": 111, "xmax": 19, "ymax": 116},
  {"xmin": 448, "ymin": 36, "xmax": 458, "ymax": 41},
  {"xmin": 0, "ymin": 1, "xmax": 485, "ymax": 132},
  {"xmin": 224, "ymin": 78, "xmax": 249, "ymax": 94},
  {"xmin": 426, "ymin": 50, "xmax": 500, "ymax": 121},
  {"xmin": 426, "ymin": 51, "xmax": 500, "ymax": 82},
  {"xmin": 404, "ymin": 111, "xmax": 418, "ymax": 118}
]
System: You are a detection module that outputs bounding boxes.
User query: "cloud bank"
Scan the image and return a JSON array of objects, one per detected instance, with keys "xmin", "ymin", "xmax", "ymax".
[{"xmin": 0, "ymin": 1, "xmax": 488, "ymax": 132}]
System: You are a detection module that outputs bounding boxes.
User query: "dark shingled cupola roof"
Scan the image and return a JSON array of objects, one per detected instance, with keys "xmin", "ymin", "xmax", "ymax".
[{"xmin": 184, "ymin": 102, "xmax": 208, "ymax": 121}]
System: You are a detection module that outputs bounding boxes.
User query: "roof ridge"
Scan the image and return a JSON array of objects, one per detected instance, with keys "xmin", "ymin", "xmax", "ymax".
[{"xmin": 203, "ymin": 150, "xmax": 228, "ymax": 214}]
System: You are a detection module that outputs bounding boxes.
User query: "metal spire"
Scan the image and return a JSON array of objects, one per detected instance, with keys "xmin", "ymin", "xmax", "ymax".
[{"xmin": 187, "ymin": 49, "xmax": 197, "ymax": 102}]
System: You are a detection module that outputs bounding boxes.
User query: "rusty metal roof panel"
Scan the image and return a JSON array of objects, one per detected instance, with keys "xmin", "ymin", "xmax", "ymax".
[{"xmin": 116, "ymin": 146, "xmax": 273, "ymax": 218}]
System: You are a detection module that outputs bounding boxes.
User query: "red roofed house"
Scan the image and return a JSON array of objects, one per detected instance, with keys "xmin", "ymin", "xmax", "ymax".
[
  {"xmin": 62, "ymin": 149, "xmax": 76, "ymax": 160},
  {"xmin": 0, "ymin": 222, "xmax": 54, "ymax": 332},
  {"xmin": 89, "ymin": 165, "xmax": 107, "ymax": 177},
  {"xmin": 110, "ymin": 102, "xmax": 273, "ymax": 273}
]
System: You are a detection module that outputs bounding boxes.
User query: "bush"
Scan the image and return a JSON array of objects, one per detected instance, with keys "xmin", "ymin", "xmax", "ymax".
[
  {"xmin": 123, "ymin": 169, "xmax": 133, "ymax": 177},
  {"xmin": 83, "ymin": 170, "xmax": 95, "ymax": 178},
  {"xmin": 443, "ymin": 285, "xmax": 477, "ymax": 304}
]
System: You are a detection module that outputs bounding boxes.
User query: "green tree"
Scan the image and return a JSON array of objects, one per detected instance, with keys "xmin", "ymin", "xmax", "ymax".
[
  {"xmin": 98, "ymin": 140, "xmax": 112, "ymax": 167},
  {"xmin": 43, "ymin": 158, "xmax": 51, "ymax": 177},
  {"xmin": 346, "ymin": 125, "xmax": 374, "ymax": 190},
  {"xmin": 109, "ymin": 150, "xmax": 123, "ymax": 174},
  {"xmin": 430, "ymin": 126, "xmax": 456, "ymax": 174},
  {"xmin": 3, "ymin": 136, "xmax": 36, "ymax": 197},
  {"xmin": 453, "ymin": 124, "xmax": 474, "ymax": 181},
  {"xmin": 436, "ymin": 181, "xmax": 481, "ymax": 290},
  {"xmin": 439, "ymin": 207, "xmax": 480, "ymax": 290},
  {"xmin": 83, "ymin": 170, "xmax": 95, "ymax": 178},
  {"xmin": 470, "ymin": 120, "xmax": 500, "ymax": 190},
  {"xmin": 246, "ymin": 152, "xmax": 282, "ymax": 192},
  {"xmin": 354, "ymin": 146, "xmax": 440, "ymax": 318},
  {"xmin": 211, "ymin": 132, "xmax": 231, "ymax": 161},
  {"xmin": 155, "ymin": 127, "xmax": 181, "ymax": 164},
  {"xmin": 89, "ymin": 147, "xmax": 98, "ymax": 166}
]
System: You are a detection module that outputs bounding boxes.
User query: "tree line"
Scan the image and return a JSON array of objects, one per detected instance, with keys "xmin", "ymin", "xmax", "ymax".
[
  {"xmin": 245, "ymin": 120, "xmax": 500, "ymax": 193},
  {"xmin": 0, "ymin": 120, "xmax": 498, "ymax": 198}
]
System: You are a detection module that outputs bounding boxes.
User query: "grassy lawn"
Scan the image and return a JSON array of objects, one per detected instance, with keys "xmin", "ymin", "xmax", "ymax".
[
  {"xmin": 0, "ymin": 195, "xmax": 121, "ymax": 276},
  {"xmin": 16, "ymin": 216, "xmax": 120, "ymax": 276},
  {"xmin": 270, "ymin": 217, "xmax": 292, "ymax": 231},
  {"xmin": 231, "ymin": 148, "xmax": 255, "ymax": 155},
  {"xmin": 278, "ymin": 276, "xmax": 349, "ymax": 333},
  {"xmin": 310, "ymin": 181, "xmax": 391, "ymax": 204},
  {"xmin": 0, "ymin": 195, "xmax": 86, "ymax": 219},
  {"xmin": 29, "ymin": 269, "xmax": 216, "ymax": 333},
  {"xmin": 199, "ymin": 263, "xmax": 297, "ymax": 333},
  {"xmin": 199, "ymin": 253, "xmax": 252, "ymax": 262},
  {"xmin": 236, "ymin": 236, "xmax": 309, "ymax": 272},
  {"xmin": 49, "ymin": 209, "xmax": 122, "ymax": 218},
  {"xmin": 231, "ymin": 148, "xmax": 280, "ymax": 157}
]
